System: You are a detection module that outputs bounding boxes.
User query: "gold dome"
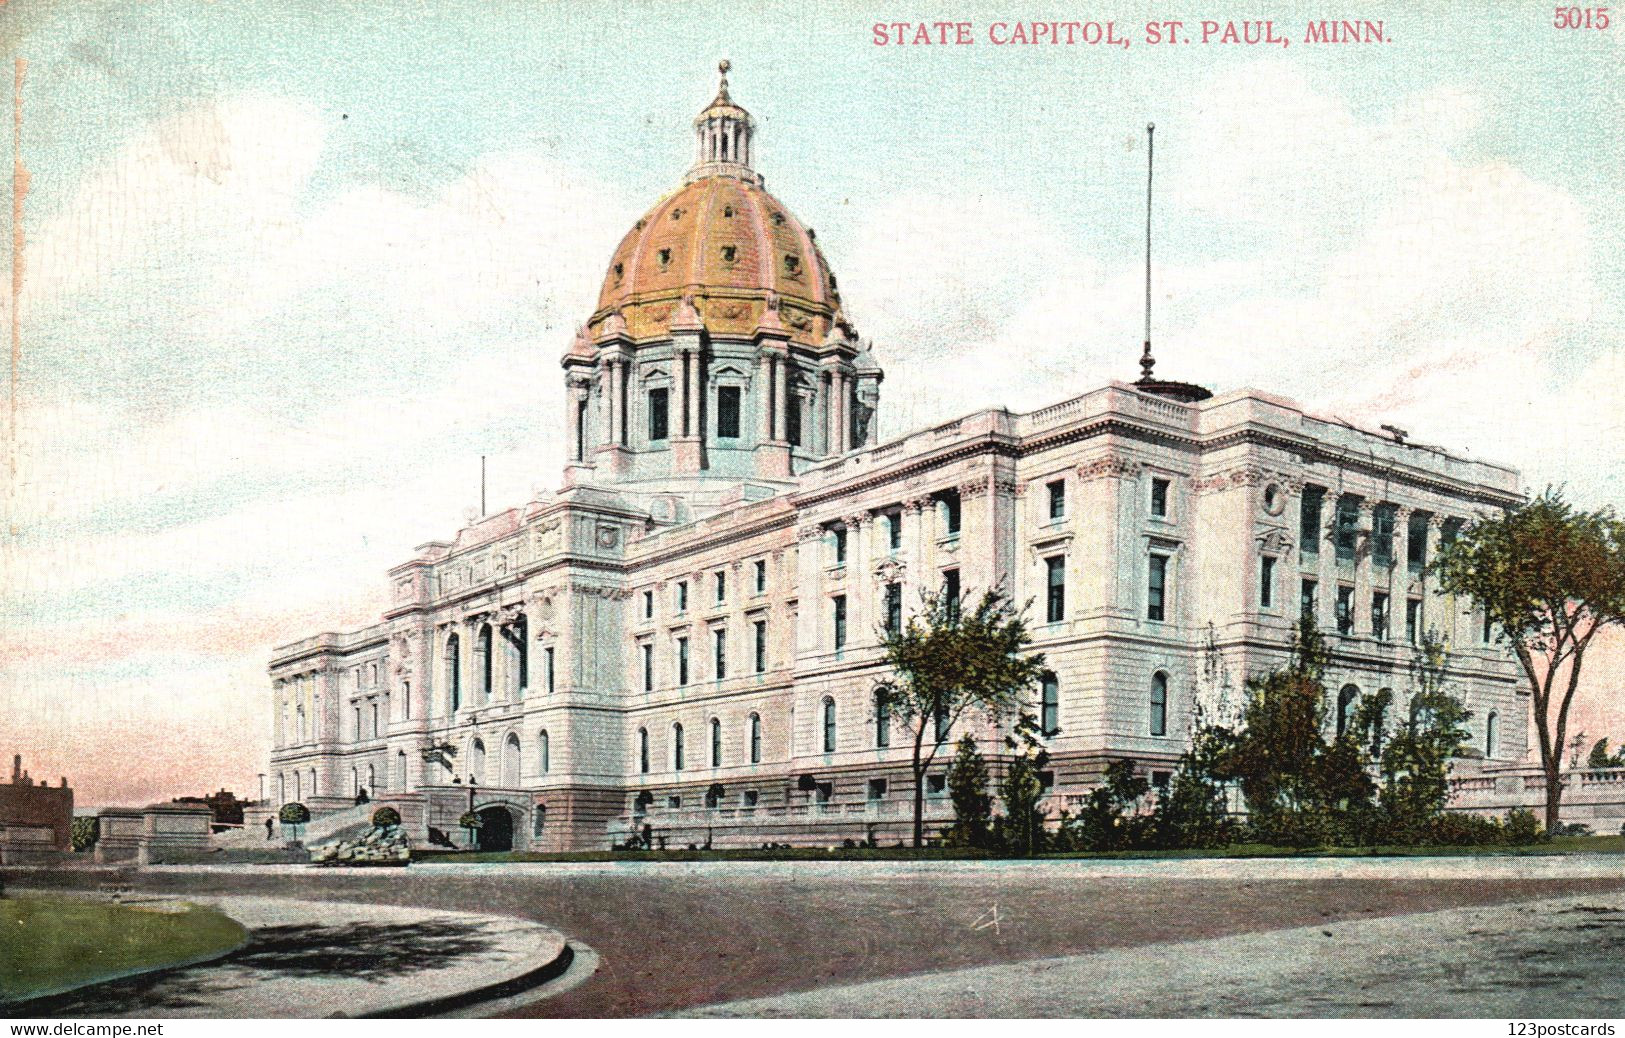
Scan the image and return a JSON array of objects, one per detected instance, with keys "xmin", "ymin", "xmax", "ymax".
[
  {"xmin": 591, "ymin": 176, "xmax": 845, "ymax": 348},
  {"xmin": 587, "ymin": 63, "xmax": 849, "ymax": 350}
]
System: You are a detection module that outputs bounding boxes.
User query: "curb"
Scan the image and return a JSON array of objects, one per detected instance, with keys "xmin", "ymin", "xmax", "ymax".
[{"xmin": 364, "ymin": 942, "xmax": 578, "ymax": 1018}]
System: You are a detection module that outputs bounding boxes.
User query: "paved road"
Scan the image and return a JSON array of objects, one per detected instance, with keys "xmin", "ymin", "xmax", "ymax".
[{"xmin": 14, "ymin": 858, "xmax": 1625, "ymax": 1018}]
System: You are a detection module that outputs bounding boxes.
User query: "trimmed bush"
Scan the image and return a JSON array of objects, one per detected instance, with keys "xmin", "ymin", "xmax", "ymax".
[
  {"xmin": 371, "ymin": 806, "xmax": 401, "ymax": 829},
  {"xmin": 458, "ymin": 810, "xmax": 483, "ymax": 831},
  {"xmin": 279, "ymin": 802, "xmax": 311, "ymax": 825},
  {"xmin": 1504, "ymin": 808, "xmax": 1543, "ymax": 845}
]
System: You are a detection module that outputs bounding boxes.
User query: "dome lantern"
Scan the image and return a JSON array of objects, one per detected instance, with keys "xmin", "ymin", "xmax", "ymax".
[{"xmin": 689, "ymin": 60, "xmax": 756, "ymax": 182}]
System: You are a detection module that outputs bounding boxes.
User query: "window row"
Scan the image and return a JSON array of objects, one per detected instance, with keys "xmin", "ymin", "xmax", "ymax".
[
  {"xmin": 636, "ymin": 620, "xmax": 772, "ymax": 689},
  {"xmin": 1299, "ymin": 487, "xmax": 1462, "ymax": 570},
  {"xmin": 637, "ymin": 560, "xmax": 771, "ymax": 621}
]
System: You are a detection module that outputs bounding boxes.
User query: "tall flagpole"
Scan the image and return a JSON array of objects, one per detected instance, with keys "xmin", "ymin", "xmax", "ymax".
[
  {"xmin": 1140, "ymin": 122, "xmax": 1155, "ymax": 382},
  {"xmin": 480, "ymin": 455, "xmax": 486, "ymax": 517}
]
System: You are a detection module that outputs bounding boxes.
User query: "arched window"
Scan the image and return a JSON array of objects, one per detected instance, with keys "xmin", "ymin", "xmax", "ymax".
[
  {"xmin": 502, "ymin": 732, "xmax": 521, "ymax": 787},
  {"xmin": 293, "ymin": 771, "xmax": 302, "ymax": 801},
  {"xmin": 469, "ymin": 737, "xmax": 486, "ymax": 784},
  {"xmin": 396, "ymin": 750, "xmax": 407, "ymax": 789},
  {"xmin": 673, "ymin": 723, "xmax": 685, "ymax": 771},
  {"xmin": 749, "ymin": 713, "xmax": 762, "ymax": 763},
  {"xmin": 711, "ymin": 718, "xmax": 723, "ymax": 768},
  {"xmin": 533, "ymin": 805, "xmax": 546, "ymax": 839},
  {"xmin": 1041, "ymin": 674, "xmax": 1059, "ymax": 736},
  {"xmin": 477, "ymin": 624, "xmax": 494, "ymax": 703},
  {"xmin": 874, "ymin": 691, "xmax": 891, "ymax": 748},
  {"xmin": 366, "ymin": 763, "xmax": 376, "ymax": 792},
  {"xmin": 445, "ymin": 633, "xmax": 461, "ymax": 712},
  {"xmin": 278, "ymin": 773, "xmax": 287, "ymax": 804},
  {"xmin": 1337, "ymin": 684, "xmax": 1360, "ymax": 738},
  {"xmin": 822, "ymin": 696, "xmax": 837, "ymax": 753},
  {"xmin": 1485, "ymin": 711, "xmax": 1499, "ymax": 759},
  {"xmin": 1149, "ymin": 672, "xmax": 1168, "ymax": 737},
  {"xmin": 638, "ymin": 728, "xmax": 650, "ymax": 774},
  {"xmin": 309, "ymin": 769, "xmax": 316, "ymax": 796},
  {"xmin": 402, "ymin": 680, "xmax": 411, "ymax": 720},
  {"xmin": 539, "ymin": 730, "xmax": 550, "ymax": 774}
]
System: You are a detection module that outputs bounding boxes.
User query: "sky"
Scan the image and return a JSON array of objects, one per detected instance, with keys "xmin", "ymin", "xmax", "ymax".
[{"xmin": 2, "ymin": 1, "xmax": 1622, "ymax": 805}]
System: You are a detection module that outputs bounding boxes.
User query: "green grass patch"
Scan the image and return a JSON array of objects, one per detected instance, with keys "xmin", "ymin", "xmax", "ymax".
[
  {"xmin": 0, "ymin": 894, "xmax": 247, "ymax": 1004},
  {"xmin": 410, "ymin": 834, "xmax": 1625, "ymax": 866}
]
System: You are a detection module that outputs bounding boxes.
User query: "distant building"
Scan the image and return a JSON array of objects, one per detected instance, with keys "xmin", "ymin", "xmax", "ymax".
[
  {"xmin": 1, "ymin": 754, "xmax": 74, "ymax": 855},
  {"xmin": 267, "ymin": 66, "xmax": 1527, "ymax": 851},
  {"xmin": 172, "ymin": 789, "xmax": 248, "ymax": 832}
]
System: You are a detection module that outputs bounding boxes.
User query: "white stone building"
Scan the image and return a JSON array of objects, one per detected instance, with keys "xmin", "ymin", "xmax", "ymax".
[{"xmin": 267, "ymin": 68, "xmax": 1526, "ymax": 851}]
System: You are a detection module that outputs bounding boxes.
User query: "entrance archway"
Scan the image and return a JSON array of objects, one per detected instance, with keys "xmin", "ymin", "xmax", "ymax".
[{"xmin": 475, "ymin": 805, "xmax": 514, "ymax": 852}]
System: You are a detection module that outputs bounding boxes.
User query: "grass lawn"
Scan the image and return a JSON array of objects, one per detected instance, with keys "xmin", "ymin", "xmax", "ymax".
[
  {"xmin": 0, "ymin": 894, "xmax": 247, "ymax": 1004},
  {"xmin": 413, "ymin": 833, "xmax": 1625, "ymax": 865}
]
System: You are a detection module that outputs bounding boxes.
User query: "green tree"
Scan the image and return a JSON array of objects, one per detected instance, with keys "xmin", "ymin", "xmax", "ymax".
[
  {"xmin": 994, "ymin": 713, "xmax": 1051, "ymax": 856},
  {"xmin": 278, "ymin": 801, "xmax": 311, "ymax": 843},
  {"xmin": 1374, "ymin": 633, "xmax": 1471, "ymax": 843},
  {"xmin": 943, "ymin": 734, "xmax": 993, "ymax": 849},
  {"xmin": 70, "ymin": 816, "xmax": 99, "ymax": 853},
  {"xmin": 1217, "ymin": 619, "xmax": 1366, "ymax": 846},
  {"xmin": 1067, "ymin": 758, "xmax": 1150, "ymax": 851},
  {"xmin": 1586, "ymin": 738, "xmax": 1625, "ymax": 770},
  {"xmin": 875, "ymin": 587, "xmax": 1049, "ymax": 847},
  {"xmin": 1431, "ymin": 489, "xmax": 1625, "ymax": 830},
  {"xmin": 1150, "ymin": 727, "xmax": 1236, "ymax": 850}
]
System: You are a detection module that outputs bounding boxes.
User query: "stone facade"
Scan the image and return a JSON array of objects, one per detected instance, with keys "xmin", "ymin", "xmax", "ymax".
[
  {"xmin": 268, "ymin": 69, "xmax": 1528, "ymax": 851},
  {"xmin": 0, "ymin": 754, "xmax": 73, "ymax": 858}
]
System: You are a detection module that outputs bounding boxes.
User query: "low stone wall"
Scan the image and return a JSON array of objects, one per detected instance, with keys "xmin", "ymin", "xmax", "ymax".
[
  {"xmin": 93, "ymin": 803, "xmax": 214, "ymax": 864},
  {"xmin": 1449, "ymin": 765, "xmax": 1625, "ymax": 832}
]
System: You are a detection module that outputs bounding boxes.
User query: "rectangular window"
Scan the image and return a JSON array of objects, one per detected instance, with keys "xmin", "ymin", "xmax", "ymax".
[
  {"xmin": 867, "ymin": 778, "xmax": 887, "ymax": 802},
  {"xmin": 575, "ymin": 400, "xmax": 588, "ymax": 461},
  {"xmin": 1372, "ymin": 592, "xmax": 1389, "ymax": 640},
  {"xmin": 786, "ymin": 395, "xmax": 801, "ymax": 447},
  {"xmin": 647, "ymin": 387, "xmax": 669, "ymax": 442},
  {"xmin": 716, "ymin": 386, "xmax": 741, "ymax": 439},
  {"xmin": 1045, "ymin": 555, "xmax": 1065, "ymax": 623},
  {"xmin": 1407, "ymin": 513, "xmax": 1429, "ymax": 574},
  {"xmin": 887, "ymin": 512, "xmax": 902, "ymax": 551},
  {"xmin": 942, "ymin": 491, "xmax": 962, "ymax": 538},
  {"xmin": 753, "ymin": 559, "xmax": 767, "ymax": 594},
  {"xmin": 1047, "ymin": 480, "xmax": 1065, "ymax": 521},
  {"xmin": 742, "ymin": 789, "xmax": 759, "ymax": 809},
  {"xmin": 643, "ymin": 589, "xmax": 654, "ymax": 619},
  {"xmin": 677, "ymin": 637, "xmax": 690, "ymax": 685},
  {"xmin": 641, "ymin": 642, "xmax": 653, "ymax": 692},
  {"xmin": 545, "ymin": 647, "xmax": 556, "ymax": 694},
  {"xmin": 713, "ymin": 628, "xmax": 727, "ymax": 680},
  {"xmin": 1336, "ymin": 586, "xmax": 1354, "ymax": 635},
  {"xmin": 1335, "ymin": 497, "xmax": 1360, "ymax": 563},
  {"xmin": 1150, "ymin": 477, "xmax": 1170, "ymax": 518},
  {"xmin": 676, "ymin": 580, "xmax": 688, "ymax": 613},
  {"xmin": 1442, "ymin": 517, "xmax": 1463, "ymax": 549},
  {"xmin": 927, "ymin": 774, "xmax": 947, "ymax": 798},
  {"xmin": 715, "ymin": 570, "xmax": 726, "ymax": 605},
  {"xmin": 1406, "ymin": 598, "xmax": 1422, "ymax": 644},
  {"xmin": 754, "ymin": 619, "xmax": 767, "ymax": 673},
  {"xmin": 1373, "ymin": 504, "xmax": 1397, "ymax": 567},
  {"xmin": 1260, "ymin": 556, "xmax": 1276, "ymax": 609},
  {"xmin": 884, "ymin": 582, "xmax": 902, "ymax": 635},
  {"xmin": 834, "ymin": 527, "xmax": 848, "ymax": 566},
  {"xmin": 1301, "ymin": 579, "xmax": 1318, "ymax": 623},
  {"xmin": 1147, "ymin": 554, "xmax": 1168, "ymax": 622},
  {"xmin": 1300, "ymin": 486, "xmax": 1325, "ymax": 557},
  {"xmin": 942, "ymin": 568, "xmax": 960, "ymax": 618},
  {"xmin": 833, "ymin": 595, "xmax": 848, "ymax": 651},
  {"xmin": 1483, "ymin": 611, "xmax": 1495, "ymax": 644}
]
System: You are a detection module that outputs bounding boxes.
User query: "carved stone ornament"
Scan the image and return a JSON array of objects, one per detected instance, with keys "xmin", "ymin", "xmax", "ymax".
[
  {"xmin": 958, "ymin": 480, "xmax": 990, "ymax": 499},
  {"xmin": 1255, "ymin": 527, "xmax": 1294, "ymax": 555},
  {"xmin": 597, "ymin": 525, "xmax": 620, "ymax": 549},
  {"xmin": 874, "ymin": 559, "xmax": 906, "ymax": 584},
  {"xmin": 1077, "ymin": 457, "xmax": 1142, "ymax": 482},
  {"xmin": 993, "ymin": 478, "xmax": 1019, "ymax": 497},
  {"xmin": 796, "ymin": 525, "xmax": 824, "ymax": 542}
]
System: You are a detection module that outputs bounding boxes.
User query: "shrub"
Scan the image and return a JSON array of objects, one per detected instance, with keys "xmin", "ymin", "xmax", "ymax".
[
  {"xmin": 1427, "ymin": 812, "xmax": 1505, "ymax": 847},
  {"xmin": 278, "ymin": 802, "xmax": 311, "ymax": 825},
  {"xmin": 457, "ymin": 810, "xmax": 483, "ymax": 831},
  {"xmin": 1504, "ymin": 808, "xmax": 1543, "ymax": 845},
  {"xmin": 1551, "ymin": 821, "xmax": 1594, "ymax": 838},
  {"xmin": 71, "ymin": 816, "xmax": 99, "ymax": 852},
  {"xmin": 371, "ymin": 806, "xmax": 401, "ymax": 829}
]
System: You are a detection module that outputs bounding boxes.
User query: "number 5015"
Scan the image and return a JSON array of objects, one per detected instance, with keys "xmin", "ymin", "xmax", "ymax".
[{"xmin": 1554, "ymin": 6, "xmax": 1610, "ymax": 28}]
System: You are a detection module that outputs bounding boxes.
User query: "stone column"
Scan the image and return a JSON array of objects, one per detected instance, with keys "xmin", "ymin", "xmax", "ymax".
[
  {"xmin": 610, "ymin": 359, "xmax": 625, "ymax": 446},
  {"xmin": 273, "ymin": 681, "xmax": 285, "ymax": 747},
  {"xmin": 843, "ymin": 513, "xmax": 871, "ymax": 644},
  {"xmin": 775, "ymin": 356, "xmax": 790, "ymax": 443},
  {"xmin": 1352, "ymin": 498, "xmax": 1374, "ymax": 638},
  {"xmin": 903, "ymin": 498, "xmax": 927, "ymax": 608},
  {"xmin": 688, "ymin": 346, "xmax": 702, "ymax": 440},
  {"xmin": 833, "ymin": 370, "xmax": 849, "ymax": 453},
  {"xmin": 676, "ymin": 348, "xmax": 691, "ymax": 439},
  {"xmin": 758, "ymin": 351, "xmax": 774, "ymax": 443}
]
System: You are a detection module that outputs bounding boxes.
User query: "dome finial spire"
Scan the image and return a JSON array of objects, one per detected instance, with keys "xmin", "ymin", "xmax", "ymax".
[{"xmin": 691, "ymin": 59, "xmax": 755, "ymax": 177}]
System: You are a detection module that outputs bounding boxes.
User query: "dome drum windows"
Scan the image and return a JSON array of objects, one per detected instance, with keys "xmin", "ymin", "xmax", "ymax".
[
  {"xmin": 657, "ymin": 247, "xmax": 673, "ymax": 270},
  {"xmin": 720, "ymin": 244, "xmax": 737, "ymax": 265},
  {"xmin": 783, "ymin": 253, "xmax": 802, "ymax": 277}
]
